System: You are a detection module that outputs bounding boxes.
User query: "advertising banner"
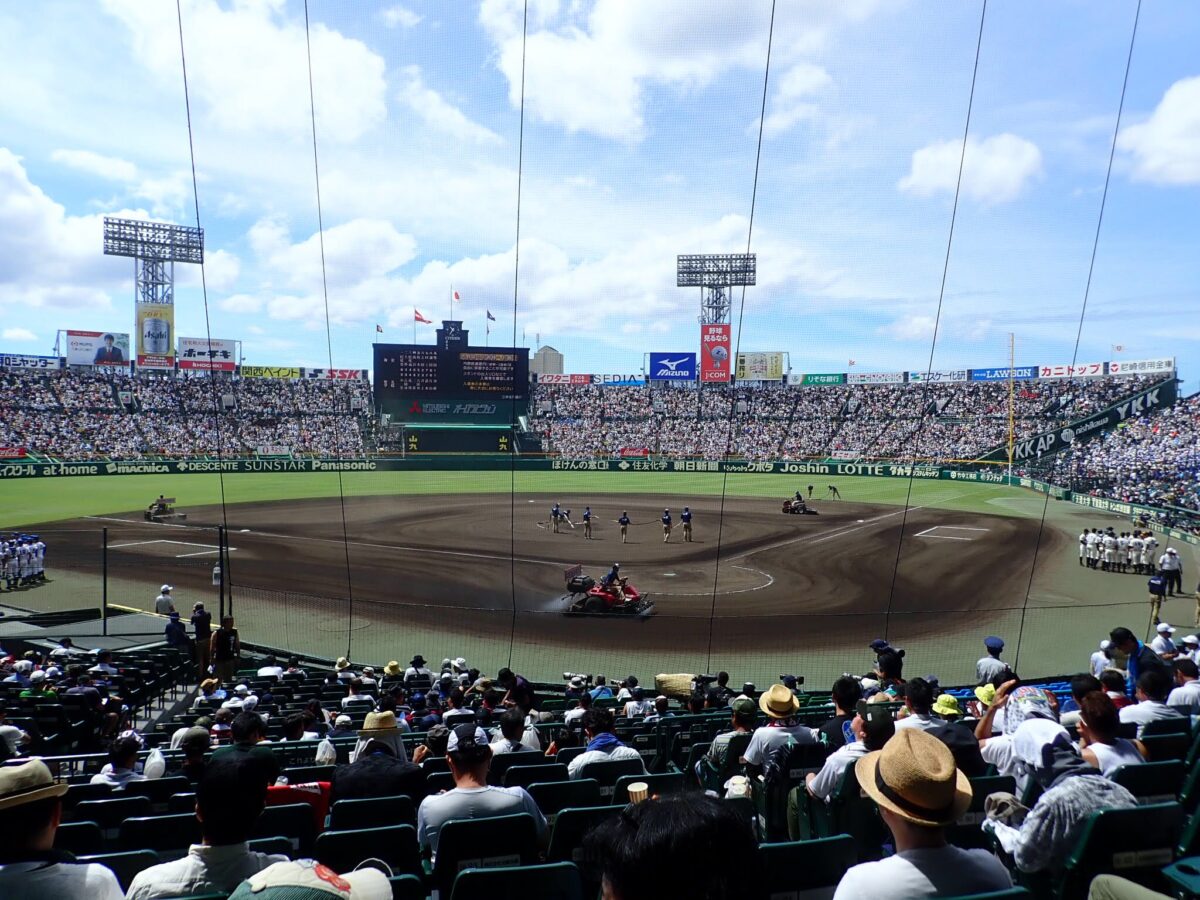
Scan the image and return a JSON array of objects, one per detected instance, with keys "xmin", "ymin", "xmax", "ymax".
[
  {"xmin": 969, "ymin": 366, "xmax": 1037, "ymax": 382},
  {"xmin": 1107, "ymin": 357, "xmax": 1175, "ymax": 376},
  {"xmin": 699, "ymin": 323, "xmax": 732, "ymax": 383},
  {"xmin": 591, "ymin": 374, "xmax": 644, "ymax": 386},
  {"xmin": 136, "ymin": 301, "xmax": 175, "ymax": 370},
  {"xmin": 648, "ymin": 353, "xmax": 697, "ymax": 381},
  {"xmin": 242, "ymin": 365, "xmax": 301, "ymax": 379},
  {"xmin": 66, "ymin": 330, "xmax": 130, "ymax": 367},
  {"xmin": 735, "ymin": 351, "xmax": 785, "ymax": 381},
  {"xmin": 907, "ymin": 369, "xmax": 967, "ymax": 383},
  {"xmin": 1005, "ymin": 379, "xmax": 1177, "ymax": 462},
  {"xmin": 788, "ymin": 373, "xmax": 845, "ymax": 386},
  {"xmin": 847, "ymin": 371, "xmax": 906, "ymax": 385},
  {"xmin": 1038, "ymin": 362, "xmax": 1104, "ymax": 379},
  {"xmin": 302, "ymin": 368, "xmax": 368, "ymax": 380},
  {"xmin": 257, "ymin": 445, "xmax": 292, "ymax": 457},
  {"xmin": 618, "ymin": 448, "xmax": 650, "ymax": 458},
  {"xmin": 537, "ymin": 374, "xmax": 592, "ymax": 385},
  {"xmin": 0, "ymin": 353, "xmax": 61, "ymax": 370},
  {"xmin": 0, "ymin": 447, "xmax": 27, "ymax": 459},
  {"xmin": 178, "ymin": 336, "xmax": 238, "ymax": 372}
]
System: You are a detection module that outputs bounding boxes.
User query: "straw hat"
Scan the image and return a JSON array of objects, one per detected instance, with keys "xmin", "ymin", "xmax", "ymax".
[
  {"xmin": 334, "ymin": 657, "xmax": 351, "ymax": 671},
  {"xmin": 758, "ymin": 683, "xmax": 800, "ymax": 719},
  {"xmin": 359, "ymin": 710, "xmax": 402, "ymax": 736},
  {"xmin": 0, "ymin": 760, "xmax": 68, "ymax": 810},
  {"xmin": 383, "ymin": 660, "xmax": 403, "ymax": 677},
  {"xmin": 855, "ymin": 728, "xmax": 972, "ymax": 827}
]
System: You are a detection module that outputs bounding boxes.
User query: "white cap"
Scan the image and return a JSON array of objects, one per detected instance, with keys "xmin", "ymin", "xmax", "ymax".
[
  {"xmin": 30, "ymin": 670, "xmax": 46, "ymax": 683},
  {"xmin": 234, "ymin": 684, "xmax": 250, "ymax": 695},
  {"xmin": 335, "ymin": 714, "xmax": 352, "ymax": 726},
  {"xmin": 1158, "ymin": 622, "xmax": 1176, "ymax": 634},
  {"xmin": 1100, "ymin": 640, "xmax": 1111, "ymax": 651},
  {"xmin": 242, "ymin": 695, "xmax": 259, "ymax": 711},
  {"xmin": 453, "ymin": 657, "xmax": 468, "ymax": 672},
  {"xmin": 1168, "ymin": 548, "xmax": 1178, "ymax": 554},
  {"xmin": 1184, "ymin": 635, "xmax": 1200, "ymax": 646},
  {"xmin": 228, "ymin": 860, "xmax": 390, "ymax": 900},
  {"xmin": 160, "ymin": 584, "xmax": 173, "ymax": 592}
]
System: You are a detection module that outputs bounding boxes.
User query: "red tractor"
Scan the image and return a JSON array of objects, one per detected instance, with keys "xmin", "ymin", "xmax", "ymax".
[{"xmin": 561, "ymin": 565, "xmax": 654, "ymax": 617}]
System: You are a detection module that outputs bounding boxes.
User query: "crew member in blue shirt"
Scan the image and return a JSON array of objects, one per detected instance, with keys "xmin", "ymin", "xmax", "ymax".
[
  {"xmin": 661, "ymin": 509, "xmax": 672, "ymax": 543},
  {"xmin": 681, "ymin": 506, "xmax": 693, "ymax": 542},
  {"xmin": 583, "ymin": 506, "xmax": 593, "ymax": 540},
  {"xmin": 618, "ymin": 512, "xmax": 631, "ymax": 544},
  {"xmin": 551, "ymin": 502, "xmax": 561, "ymax": 533},
  {"xmin": 600, "ymin": 562, "xmax": 626, "ymax": 599}
]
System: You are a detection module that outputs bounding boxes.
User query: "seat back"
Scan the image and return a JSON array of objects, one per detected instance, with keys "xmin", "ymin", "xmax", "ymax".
[
  {"xmin": 450, "ymin": 861, "xmax": 584, "ymax": 900},
  {"xmin": 74, "ymin": 796, "xmax": 152, "ymax": 830},
  {"xmin": 124, "ymin": 776, "xmax": 192, "ymax": 805},
  {"xmin": 1141, "ymin": 717, "xmax": 1191, "ymax": 737},
  {"xmin": 555, "ymin": 746, "xmax": 587, "ymax": 767},
  {"xmin": 254, "ymin": 803, "xmax": 318, "ymax": 856},
  {"xmin": 547, "ymin": 806, "xmax": 622, "ymax": 865},
  {"xmin": 247, "ymin": 835, "xmax": 293, "ymax": 857},
  {"xmin": 431, "ymin": 813, "xmax": 539, "ymax": 895},
  {"xmin": 76, "ymin": 850, "xmax": 160, "ymax": 892},
  {"xmin": 63, "ymin": 782, "xmax": 113, "ymax": 810},
  {"xmin": 1141, "ymin": 733, "xmax": 1190, "ymax": 762},
  {"xmin": 1110, "ymin": 760, "xmax": 1185, "ymax": 805},
  {"xmin": 758, "ymin": 835, "xmax": 856, "ymax": 900},
  {"xmin": 488, "ymin": 750, "xmax": 545, "ymax": 784},
  {"xmin": 1058, "ymin": 802, "xmax": 1183, "ymax": 900},
  {"xmin": 504, "ymin": 763, "xmax": 569, "ymax": 788},
  {"xmin": 528, "ymin": 780, "xmax": 602, "ymax": 824},
  {"xmin": 118, "ymin": 813, "xmax": 202, "ymax": 856},
  {"xmin": 167, "ymin": 791, "xmax": 197, "ymax": 813},
  {"xmin": 388, "ymin": 874, "xmax": 426, "ymax": 900},
  {"xmin": 54, "ymin": 821, "xmax": 105, "ymax": 856},
  {"xmin": 577, "ymin": 758, "xmax": 645, "ymax": 799},
  {"xmin": 945, "ymin": 775, "xmax": 1016, "ymax": 850},
  {"xmin": 315, "ymin": 824, "xmax": 421, "ymax": 875},
  {"xmin": 821, "ymin": 762, "xmax": 886, "ymax": 862},
  {"xmin": 329, "ymin": 794, "xmax": 417, "ymax": 830},
  {"xmin": 282, "ymin": 764, "xmax": 335, "ymax": 784},
  {"xmin": 613, "ymin": 772, "xmax": 683, "ymax": 804}
]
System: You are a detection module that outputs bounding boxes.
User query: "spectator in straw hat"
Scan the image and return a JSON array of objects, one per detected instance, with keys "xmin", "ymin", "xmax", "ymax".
[
  {"xmin": 332, "ymin": 711, "xmax": 424, "ymax": 805},
  {"xmin": 333, "ymin": 657, "xmax": 354, "ymax": 681},
  {"xmin": 741, "ymin": 683, "xmax": 818, "ymax": 777},
  {"xmin": 832, "ymin": 729, "xmax": 1011, "ymax": 899},
  {"xmin": 0, "ymin": 760, "xmax": 124, "ymax": 899}
]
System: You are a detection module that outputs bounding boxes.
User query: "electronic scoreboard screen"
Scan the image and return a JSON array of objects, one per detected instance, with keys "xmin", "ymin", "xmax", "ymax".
[{"xmin": 374, "ymin": 321, "xmax": 529, "ymax": 424}]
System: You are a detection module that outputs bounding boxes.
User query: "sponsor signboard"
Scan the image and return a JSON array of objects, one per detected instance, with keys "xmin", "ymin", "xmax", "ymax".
[
  {"xmin": 178, "ymin": 337, "xmax": 238, "ymax": 372},
  {"xmin": 0, "ymin": 353, "xmax": 61, "ymax": 370},
  {"xmin": 591, "ymin": 374, "xmax": 644, "ymax": 386},
  {"xmin": 735, "ymin": 351, "xmax": 784, "ymax": 381},
  {"xmin": 257, "ymin": 445, "xmax": 291, "ymax": 457},
  {"xmin": 788, "ymin": 373, "xmax": 845, "ymax": 386},
  {"xmin": 66, "ymin": 330, "xmax": 130, "ymax": 368},
  {"xmin": 0, "ymin": 447, "xmax": 27, "ymax": 459},
  {"xmin": 830, "ymin": 449, "xmax": 861, "ymax": 460},
  {"xmin": 537, "ymin": 374, "xmax": 591, "ymax": 385},
  {"xmin": 619, "ymin": 448, "xmax": 650, "ymax": 458},
  {"xmin": 1039, "ymin": 362, "xmax": 1104, "ymax": 379},
  {"xmin": 699, "ymin": 323, "xmax": 732, "ymax": 383},
  {"xmin": 302, "ymin": 368, "xmax": 368, "ymax": 380},
  {"xmin": 648, "ymin": 352, "xmax": 697, "ymax": 381},
  {"xmin": 241, "ymin": 365, "xmax": 301, "ymax": 379},
  {"xmin": 136, "ymin": 301, "xmax": 175, "ymax": 370},
  {"xmin": 1107, "ymin": 357, "xmax": 1175, "ymax": 376},
  {"xmin": 969, "ymin": 366, "xmax": 1037, "ymax": 382},
  {"xmin": 1005, "ymin": 379, "xmax": 1177, "ymax": 462},
  {"xmin": 846, "ymin": 372, "xmax": 906, "ymax": 385},
  {"xmin": 907, "ymin": 370, "xmax": 967, "ymax": 383}
]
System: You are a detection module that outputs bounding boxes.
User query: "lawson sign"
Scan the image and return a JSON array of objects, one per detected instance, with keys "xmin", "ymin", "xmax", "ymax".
[{"xmin": 648, "ymin": 352, "xmax": 697, "ymax": 381}]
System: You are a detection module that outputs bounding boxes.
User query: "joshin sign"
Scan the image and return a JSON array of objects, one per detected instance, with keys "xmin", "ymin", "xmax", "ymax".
[{"xmin": 699, "ymin": 324, "xmax": 731, "ymax": 383}]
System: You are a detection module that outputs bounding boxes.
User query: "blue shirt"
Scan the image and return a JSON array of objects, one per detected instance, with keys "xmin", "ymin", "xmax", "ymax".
[
  {"xmin": 583, "ymin": 509, "xmax": 591, "ymax": 521},
  {"xmin": 661, "ymin": 513, "xmax": 671, "ymax": 525},
  {"xmin": 681, "ymin": 510, "xmax": 692, "ymax": 523},
  {"xmin": 619, "ymin": 516, "xmax": 630, "ymax": 526},
  {"xmin": 590, "ymin": 685, "xmax": 613, "ymax": 700}
]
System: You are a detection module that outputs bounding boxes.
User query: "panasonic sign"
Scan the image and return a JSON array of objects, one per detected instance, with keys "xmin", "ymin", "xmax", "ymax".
[{"xmin": 648, "ymin": 352, "xmax": 696, "ymax": 381}]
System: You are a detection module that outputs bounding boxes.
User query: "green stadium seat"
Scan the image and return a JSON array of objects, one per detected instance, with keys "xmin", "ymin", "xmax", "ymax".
[
  {"xmin": 430, "ymin": 813, "xmax": 540, "ymax": 896},
  {"xmin": 503, "ymin": 763, "xmax": 569, "ymax": 788},
  {"xmin": 1142, "ymin": 732, "xmax": 1191, "ymax": 762},
  {"xmin": 282, "ymin": 764, "xmax": 335, "ymax": 784},
  {"xmin": 246, "ymin": 835, "xmax": 293, "ymax": 857},
  {"xmin": 697, "ymin": 732, "xmax": 750, "ymax": 793},
  {"xmin": 555, "ymin": 746, "xmax": 587, "ymax": 767},
  {"xmin": 946, "ymin": 775, "xmax": 1016, "ymax": 851},
  {"xmin": 76, "ymin": 850, "xmax": 160, "ymax": 891},
  {"xmin": 546, "ymin": 806, "xmax": 622, "ymax": 865},
  {"xmin": 755, "ymin": 742, "xmax": 829, "ymax": 842},
  {"xmin": 63, "ymin": 782, "xmax": 113, "ymax": 810},
  {"xmin": 329, "ymin": 795, "xmax": 417, "ymax": 831},
  {"xmin": 426, "ymin": 771, "xmax": 455, "ymax": 793},
  {"xmin": 54, "ymin": 821, "xmax": 105, "ymax": 855},
  {"xmin": 388, "ymin": 874, "xmax": 426, "ymax": 900},
  {"xmin": 1054, "ymin": 802, "xmax": 1183, "ymax": 900},
  {"xmin": 575, "ymin": 758, "xmax": 645, "ymax": 800},
  {"xmin": 938, "ymin": 890, "xmax": 1032, "ymax": 899},
  {"xmin": 253, "ymin": 803, "xmax": 317, "ymax": 856},
  {"xmin": 808, "ymin": 760, "xmax": 887, "ymax": 862},
  {"xmin": 758, "ymin": 835, "xmax": 856, "ymax": 900},
  {"xmin": 118, "ymin": 813, "xmax": 202, "ymax": 857},
  {"xmin": 1110, "ymin": 760, "xmax": 1185, "ymax": 805},
  {"xmin": 450, "ymin": 862, "xmax": 583, "ymax": 900},
  {"xmin": 613, "ymin": 772, "xmax": 683, "ymax": 804},
  {"xmin": 488, "ymin": 750, "xmax": 545, "ymax": 784},
  {"xmin": 527, "ymin": 779, "xmax": 603, "ymax": 824},
  {"xmin": 167, "ymin": 791, "xmax": 197, "ymax": 813},
  {"xmin": 315, "ymin": 824, "xmax": 421, "ymax": 876},
  {"xmin": 1142, "ymin": 718, "xmax": 1192, "ymax": 737},
  {"xmin": 124, "ymin": 775, "xmax": 192, "ymax": 805},
  {"xmin": 73, "ymin": 795, "xmax": 152, "ymax": 830}
]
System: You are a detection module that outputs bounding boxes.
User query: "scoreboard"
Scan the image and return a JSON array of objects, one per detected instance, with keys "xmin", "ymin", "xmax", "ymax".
[{"xmin": 374, "ymin": 321, "xmax": 529, "ymax": 424}]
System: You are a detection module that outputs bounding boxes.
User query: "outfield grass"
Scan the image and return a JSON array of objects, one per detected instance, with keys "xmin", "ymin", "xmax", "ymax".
[{"xmin": 0, "ymin": 469, "xmax": 1039, "ymax": 528}]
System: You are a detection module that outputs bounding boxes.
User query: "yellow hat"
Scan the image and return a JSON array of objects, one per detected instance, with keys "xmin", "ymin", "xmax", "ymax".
[{"xmin": 932, "ymin": 694, "xmax": 961, "ymax": 718}]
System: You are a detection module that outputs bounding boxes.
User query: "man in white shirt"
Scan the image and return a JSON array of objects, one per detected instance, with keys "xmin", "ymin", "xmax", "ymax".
[
  {"xmin": 1090, "ymin": 640, "xmax": 1113, "ymax": 678},
  {"xmin": 0, "ymin": 760, "xmax": 124, "ymax": 900},
  {"xmin": 567, "ymin": 708, "xmax": 645, "ymax": 779},
  {"xmin": 1160, "ymin": 547, "xmax": 1184, "ymax": 597},
  {"xmin": 0, "ymin": 703, "xmax": 32, "ymax": 756},
  {"xmin": 805, "ymin": 705, "xmax": 894, "ymax": 805},
  {"xmin": 488, "ymin": 709, "xmax": 539, "ymax": 754},
  {"xmin": 832, "ymin": 729, "xmax": 1012, "ymax": 899},
  {"xmin": 89, "ymin": 650, "xmax": 120, "ymax": 677},
  {"xmin": 742, "ymin": 684, "xmax": 819, "ymax": 776},
  {"xmin": 1150, "ymin": 622, "xmax": 1179, "ymax": 660},
  {"xmin": 154, "ymin": 584, "xmax": 176, "ymax": 615},
  {"xmin": 894, "ymin": 677, "xmax": 941, "ymax": 733},
  {"xmin": 1120, "ymin": 669, "xmax": 1186, "ymax": 737},
  {"xmin": 1168, "ymin": 658, "xmax": 1200, "ymax": 716},
  {"xmin": 417, "ymin": 724, "xmax": 547, "ymax": 862},
  {"xmin": 126, "ymin": 758, "xmax": 288, "ymax": 899},
  {"xmin": 563, "ymin": 691, "xmax": 591, "ymax": 726},
  {"xmin": 89, "ymin": 736, "xmax": 148, "ymax": 789},
  {"xmin": 255, "ymin": 654, "xmax": 284, "ymax": 680}
]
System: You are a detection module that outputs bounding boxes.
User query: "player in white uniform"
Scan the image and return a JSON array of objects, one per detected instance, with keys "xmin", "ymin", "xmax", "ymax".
[
  {"xmin": 1085, "ymin": 530, "xmax": 1100, "ymax": 569},
  {"xmin": 18, "ymin": 539, "xmax": 32, "ymax": 585},
  {"xmin": 33, "ymin": 536, "xmax": 45, "ymax": 582},
  {"xmin": 1079, "ymin": 530, "xmax": 1088, "ymax": 566},
  {"xmin": 1102, "ymin": 532, "xmax": 1117, "ymax": 571},
  {"xmin": 0, "ymin": 537, "xmax": 11, "ymax": 591},
  {"xmin": 1116, "ymin": 533, "xmax": 1129, "ymax": 573},
  {"xmin": 1128, "ymin": 533, "xmax": 1145, "ymax": 575},
  {"xmin": 1142, "ymin": 534, "xmax": 1159, "ymax": 575}
]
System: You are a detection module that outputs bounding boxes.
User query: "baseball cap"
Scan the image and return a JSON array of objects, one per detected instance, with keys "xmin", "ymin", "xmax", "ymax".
[
  {"xmin": 1158, "ymin": 623, "xmax": 1176, "ymax": 634},
  {"xmin": 160, "ymin": 584, "xmax": 173, "ymax": 592},
  {"xmin": 731, "ymin": 697, "xmax": 757, "ymax": 718},
  {"xmin": 228, "ymin": 860, "xmax": 390, "ymax": 900},
  {"xmin": 446, "ymin": 724, "xmax": 489, "ymax": 753},
  {"xmin": 869, "ymin": 638, "xmax": 890, "ymax": 653},
  {"xmin": 1185, "ymin": 636, "xmax": 1200, "ymax": 646},
  {"xmin": 29, "ymin": 671, "xmax": 46, "ymax": 684},
  {"xmin": 335, "ymin": 714, "xmax": 352, "ymax": 726},
  {"xmin": 780, "ymin": 675, "xmax": 798, "ymax": 689},
  {"xmin": 234, "ymin": 684, "xmax": 250, "ymax": 695}
]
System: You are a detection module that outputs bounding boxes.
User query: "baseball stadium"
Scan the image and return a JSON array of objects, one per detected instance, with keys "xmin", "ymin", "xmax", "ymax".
[{"xmin": 1, "ymin": 2, "xmax": 1199, "ymax": 897}]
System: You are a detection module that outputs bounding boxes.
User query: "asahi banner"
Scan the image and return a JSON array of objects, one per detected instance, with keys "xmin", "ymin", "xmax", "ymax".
[
  {"xmin": 178, "ymin": 336, "xmax": 237, "ymax": 372},
  {"xmin": 241, "ymin": 365, "xmax": 301, "ymax": 379},
  {"xmin": 1004, "ymin": 379, "xmax": 1178, "ymax": 462},
  {"xmin": 136, "ymin": 301, "xmax": 175, "ymax": 370},
  {"xmin": 0, "ymin": 353, "xmax": 61, "ymax": 370}
]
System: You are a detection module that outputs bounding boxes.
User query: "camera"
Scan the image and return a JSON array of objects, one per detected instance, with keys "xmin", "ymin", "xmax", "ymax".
[
  {"xmin": 563, "ymin": 672, "xmax": 594, "ymax": 686},
  {"xmin": 692, "ymin": 673, "xmax": 718, "ymax": 692}
]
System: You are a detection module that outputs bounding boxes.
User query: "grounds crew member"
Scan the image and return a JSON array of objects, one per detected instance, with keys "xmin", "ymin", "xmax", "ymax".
[
  {"xmin": 619, "ymin": 511, "xmax": 631, "ymax": 544},
  {"xmin": 551, "ymin": 502, "xmax": 562, "ymax": 533},
  {"xmin": 661, "ymin": 508, "xmax": 672, "ymax": 543},
  {"xmin": 681, "ymin": 506, "xmax": 693, "ymax": 542},
  {"xmin": 583, "ymin": 506, "xmax": 593, "ymax": 540}
]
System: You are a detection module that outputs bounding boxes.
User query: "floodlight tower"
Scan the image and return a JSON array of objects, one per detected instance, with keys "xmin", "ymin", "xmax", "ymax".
[
  {"xmin": 102, "ymin": 216, "xmax": 204, "ymax": 305},
  {"xmin": 676, "ymin": 253, "xmax": 756, "ymax": 323}
]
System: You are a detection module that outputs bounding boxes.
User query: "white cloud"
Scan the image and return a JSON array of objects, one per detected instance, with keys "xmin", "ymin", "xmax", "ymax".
[
  {"xmin": 878, "ymin": 314, "xmax": 937, "ymax": 341},
  {"xmin": 218, "ymin": 293, "xmax": 264, "ymax": 314},
  {"xmin": 899, "ymin": 133, "xmax": 1043, "ymax": 204},
  {"xmin": 2, "ymin": 327, "xmax": 37, "ymax": 342},
  {"xmin": 51, "ymin": 148, "xmax": 138, "ymax": 182},
  {"xmin": 396, "ymin": 66, "xmax": 503, "ymax": 145},
  {"xmin": 761, "ymin": 63, "xmax": 832, "ymax": 137},
  {"xmin": 101, "ymin": 0, "xmax": 387, "ymax": 142},
  {"xmin": 178, "ymin": 247, "xmax": 240, "ymax": 293},
  {"xmin": 381, "ymin": 5, "xmax": 421, "ymax": 29},
  {"xmin": 1118, "ymin": 75, "xmax": 1200, "ymax": 185}
]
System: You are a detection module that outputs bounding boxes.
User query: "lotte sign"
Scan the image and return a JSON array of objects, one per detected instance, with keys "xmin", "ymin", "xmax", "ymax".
[{"xmin": 699, "ymin": 324, "xmax": 731, "ymax": 383}]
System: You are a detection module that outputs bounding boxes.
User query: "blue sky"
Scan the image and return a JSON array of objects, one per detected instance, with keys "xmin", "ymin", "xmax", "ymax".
[{"xmin": 0, "ymin": 0, "xmax": 1197, "ymax": 385}]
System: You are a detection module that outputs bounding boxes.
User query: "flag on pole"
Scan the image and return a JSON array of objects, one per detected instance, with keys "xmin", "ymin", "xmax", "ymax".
[
  {"xmin": 1112, "ymin": 344, "xmax": 1124, "ymax": 353},
  {"xmin": 486, "ymin": 310, "xmax": 496, "ymax": 322},
  {"xmin": 452, "ymin": 289, "xmax": 461, "ymax": 302},
  {"xmin": 848, "ymin": 359, "xmax": 857, "ymax": 367},
  {"xmin": 414, "ymin": 309, "xmax": 432, "ymax": 324},
  {"xmin": 375, "ymin": 324, "xmax": 383, "ymax": 333}
]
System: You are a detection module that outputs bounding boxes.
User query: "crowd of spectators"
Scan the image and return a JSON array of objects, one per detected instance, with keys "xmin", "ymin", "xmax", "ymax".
[
  {"xmin": 0, "ymin": 369, "xmax": 371, "ymax": 459},
  {"xmin": 532, "ymin": 374, "xmax": 1163, "ymax": 463}
]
